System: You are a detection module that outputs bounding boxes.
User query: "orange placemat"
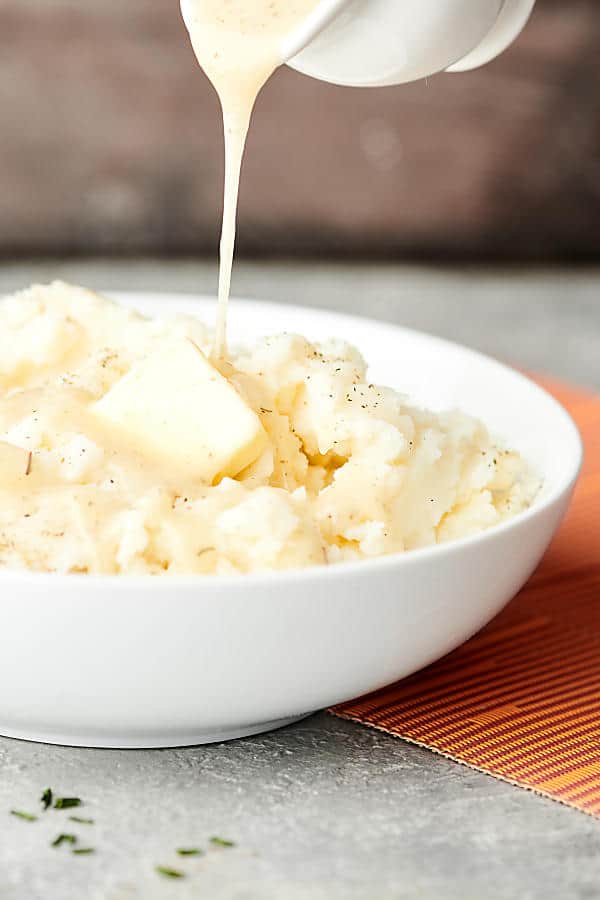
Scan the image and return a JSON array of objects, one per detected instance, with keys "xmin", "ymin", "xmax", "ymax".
[{"xmin": 330, "ymin": 379, "xmax": 600, "ymax": 818}]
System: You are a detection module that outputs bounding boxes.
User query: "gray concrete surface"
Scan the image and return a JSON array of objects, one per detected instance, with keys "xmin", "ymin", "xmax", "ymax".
[
  {"xmin": 2, "ymin": 714, "xmax": 600, "ymax": 900},
  {"xmin": 0, "ymin": 261, "xmax": 599, "ymax": 900}
]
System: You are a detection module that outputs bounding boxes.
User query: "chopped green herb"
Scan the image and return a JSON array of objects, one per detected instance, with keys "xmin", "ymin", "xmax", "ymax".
[
  {"xmin": 210, "ymin": 836, "xmax": 235, "ymax": 848},
  {"xmin": 54, "ymin": 797, "xmax": 81, "ymax": 810},
  {"xmin": 176, "ymin": 847, "xmax": 204, "ymax": 856},
  {"xmin": 41, "ymin": 788, "xmax": 53, "ymax": 810},
  {"xmin": 68, "ymin": 816, "xmax": 94, "ymax": 825},
  {"xmin": 155, "ymin": 866, "xmax": 185, "ymax": 879},
  {"xmin": 52, "ymin": 833, "xmax": 77, "ymax": 847},
  {"xmin": 72, "ymin": 847, "xmax": 95, "ymax": 855},
  {"xmin": 10, "ymin": 809, "xmax": 37, "ymax": 822}
]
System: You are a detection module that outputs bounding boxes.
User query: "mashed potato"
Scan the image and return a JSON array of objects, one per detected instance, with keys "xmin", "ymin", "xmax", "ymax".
[{"xmin": 0, "ymin": 282, "xmax": 539, "ymax": 575}]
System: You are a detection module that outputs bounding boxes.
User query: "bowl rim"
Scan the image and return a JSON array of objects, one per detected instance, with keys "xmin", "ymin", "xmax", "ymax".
[{"xmin": 0, "ymin": 290, "xmax": 583, "ymax": 590}]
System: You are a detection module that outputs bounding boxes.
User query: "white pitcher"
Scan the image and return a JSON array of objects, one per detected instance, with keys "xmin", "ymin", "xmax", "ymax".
[{"xmin": 282, "ymin": 0, "xmax": 536, "ymax": 87}]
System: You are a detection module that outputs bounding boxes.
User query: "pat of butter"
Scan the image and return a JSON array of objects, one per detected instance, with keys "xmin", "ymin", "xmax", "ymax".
[{"xmin": 91, "ymin": 339, "xmax": 267, "ymax": 483}]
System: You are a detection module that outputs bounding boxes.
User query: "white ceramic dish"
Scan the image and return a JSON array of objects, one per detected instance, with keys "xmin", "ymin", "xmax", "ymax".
[
  {"xmin": 0, "ymin": 294, "xmax": 581, "ymax": 749},
  {"xmin": 285, "ymin": 0, "xmax": 536, "ymax": 87}
]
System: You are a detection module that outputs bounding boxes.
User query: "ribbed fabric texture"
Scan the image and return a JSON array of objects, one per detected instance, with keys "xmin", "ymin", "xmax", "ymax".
[{"xmin": 331, "ymin": 380, "xmax": 600, "ymax": 818}]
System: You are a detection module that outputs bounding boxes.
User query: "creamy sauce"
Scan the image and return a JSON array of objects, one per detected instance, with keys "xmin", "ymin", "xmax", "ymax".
[
  {"xmin": 185, "ymin": 0, "xmax": 320, "ymax": 359},
  {"xmin": 0, "ymin": 283, "xmax": 541, "ymax": 575}
]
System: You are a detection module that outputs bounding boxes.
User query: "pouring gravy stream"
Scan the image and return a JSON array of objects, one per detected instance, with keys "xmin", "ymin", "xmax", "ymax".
[{"xmin": 185, "ymin": 0, "xmax": 320, "ymax": 360}]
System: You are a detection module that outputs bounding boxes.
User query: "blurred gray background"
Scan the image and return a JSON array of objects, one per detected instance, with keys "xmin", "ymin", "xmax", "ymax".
[{"xmin": 1, "ymin": 0, "xmax": 599, "ymax": 261}]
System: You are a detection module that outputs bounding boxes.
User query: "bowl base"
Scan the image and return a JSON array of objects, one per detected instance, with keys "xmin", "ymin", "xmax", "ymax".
[{"xmin": 0, "ymin": 714, "xmax": 313, "ymax": 749}]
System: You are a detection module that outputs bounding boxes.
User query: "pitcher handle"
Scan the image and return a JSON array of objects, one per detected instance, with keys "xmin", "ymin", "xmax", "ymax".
[{"xmin": 447, "ymin": 0, "xmax": 536, "ymax": 72}]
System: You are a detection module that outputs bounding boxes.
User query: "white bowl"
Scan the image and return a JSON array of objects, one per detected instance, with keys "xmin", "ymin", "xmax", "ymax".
[{"xmin": 0, "ymin": 294, "xmax": 581, "ymax": 748}]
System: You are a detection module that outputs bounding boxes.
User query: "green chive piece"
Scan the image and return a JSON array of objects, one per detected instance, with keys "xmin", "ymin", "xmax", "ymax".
[
  {"xmin": 155, "ymin": 866, "xmax": 185, "ymax": 879},
  {"xmin": 210, "ymin": 836, "xmax": 235, "ymax": 848},
  {"xmin": 68, "ymin": 816, "xmax": 94, "ymax": 825},
  {"xmin": 176, "ymin": 847, "xmax": 204, "ymax": 856},
  {"xmin": 10, "ymin": 810, "xmax": 37, "ymax": 822},
  {"xmin": 52, "ymin": 833, "xmax": 77, "ymax": 847},
  {"xmin": 54, "ymin": 797, "xmax": 81, "ymax": 810},
  {"xmin": 41, "ymin": 788, "xmax": 53, "ymax": 810},
  {"xmin": 72, "ymin": 847, "xmax": 95, "ymax": 855}
]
